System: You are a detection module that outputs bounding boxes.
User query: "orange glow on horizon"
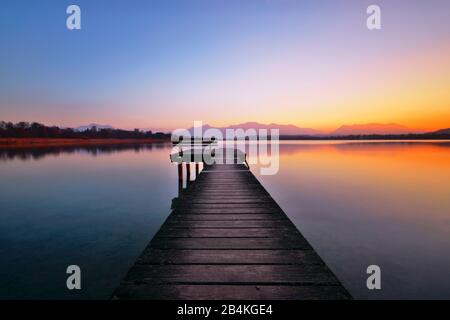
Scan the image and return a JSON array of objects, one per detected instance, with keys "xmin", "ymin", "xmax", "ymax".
[{"xmin": 3, "ymin": 42, "xmax": 449, "ymax": 133}]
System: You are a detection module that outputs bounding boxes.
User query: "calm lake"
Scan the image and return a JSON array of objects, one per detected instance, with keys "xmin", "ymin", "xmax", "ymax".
[{"xmin": 0, "ymin": 141, "xmax": 449, "ymax": 299}]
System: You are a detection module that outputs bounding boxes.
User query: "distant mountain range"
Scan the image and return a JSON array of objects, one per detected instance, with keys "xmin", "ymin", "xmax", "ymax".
[
  {"xmin": 329, "ymin": 123, "xmax": 421, "ymax": 136},
  {"xmin": 187, "ymin": 122, "xmax": 320, "ymax": 137},
  {"xmin": 74, "ymin": 122, "xmax": 448, "ymax": 137},
  {"xmin": 187, "ymin": 122, "xmax": 424, "ymax": 137},
  {"xmin": 429, "ymin": 128, "xmax": 450, "ymax": 135}
]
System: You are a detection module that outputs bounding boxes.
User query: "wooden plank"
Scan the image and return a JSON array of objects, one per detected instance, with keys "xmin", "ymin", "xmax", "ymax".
[
  {"xmin": 121, "ymin": 265, "xmax": 340, "ymax": 285},
  {"xmin": 181, "ymin": 193, "xmax": 270, "ymax": 198},
  {"xmin": 168, "ymin": 214, "xmax": 286, "ymax": 221},
  {"xmin": 155, "ymin": 228, "xmax": 299, "ymax": 238},
  {"xmin": 113, "ymin": 284, "xmax": 350, "ymax": 300},
  {"xmin": 172, "ymin": 208, "xmax": 282, "ymax": 214},
  {"xmin": 179, "ymin": 198, "xmax": 274, "ymax": 204},
  {"xmin": 195, "ymin": 179, "xmax": 259, "ymax": 183},
  {"xmin": 192, "ymin": 182, "xmax": 262, "ymax": 186},
  {"xmin": 149, "ymin": 237, "xmax": 310, "ymax": 249},
  {"xmin": 182, "ymin": 192, "xmax": 270, "ymax": 197},
  {"xmin": 177, "ymin": 203, "xmax": 282, "ymax": 209},
  {"xmin": 181, "ymin": 194, "xmax": 270, "ymax": 198},
  {"xmin": 136, "ymin": 249, "xmax": 323, "ymax": 265},
  {"xmin": 163, "ymin": 220, "xmax": 294, "ymax": 228},
  {"xmin": 186, "ymin": 187, "xmax": 265, "ymax": 192},
  {"xmin": 203, "ymin": 165, "xmax": 248, "ymax": 171},
  {"xmin": 185, "ymin": 187, "xmax": 267, "ymax": 193},
  {"xmin": 187, "ymin": 182, "xmax": 265, "ymax": 187}
]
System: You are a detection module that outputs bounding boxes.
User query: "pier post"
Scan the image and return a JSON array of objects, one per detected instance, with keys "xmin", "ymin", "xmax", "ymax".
[
  {"xmin": 177, "ymin": 163, "xmax": 183, "ymax": 193},
  {"xmin": 186, "ymin": 162, "xmax": 191, "ymax": 184},
  {"xmin": 195, "ymin": 163, "xmax": 200, "ymax": 177},
  {"xmin": 233, "ymin": 137, "xmax": 238, "ymax": 164}
]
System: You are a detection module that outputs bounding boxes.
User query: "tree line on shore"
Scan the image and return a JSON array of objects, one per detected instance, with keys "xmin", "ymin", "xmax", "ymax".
[
  {"xmin": 0, "ymin": 121, "xmax": 170, "ymax": 139},
  {"xmin": 2, "ymin": 121, "xmax": 449, "ymax": 140}
]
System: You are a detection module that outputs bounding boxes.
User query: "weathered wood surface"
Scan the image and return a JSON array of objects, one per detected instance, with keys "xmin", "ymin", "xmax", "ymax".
[{"xmin": 113, "ymin": 163, "xmax": 351, "ymax": 300}]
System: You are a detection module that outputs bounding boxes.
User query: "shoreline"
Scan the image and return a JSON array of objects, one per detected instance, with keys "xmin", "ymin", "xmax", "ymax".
[
  {"xmin": 0, "ymin": 138, "xmax": 170, "ymax": 148},
  {"xmin": 1, "ymin": 137, "xmax": 449, "ymax": 149}
]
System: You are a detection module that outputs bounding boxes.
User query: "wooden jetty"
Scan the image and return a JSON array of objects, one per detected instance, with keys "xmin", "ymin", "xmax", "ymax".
[{"xmin": 113, "ymin": 147, "xmax": 351, "ymax": 300}]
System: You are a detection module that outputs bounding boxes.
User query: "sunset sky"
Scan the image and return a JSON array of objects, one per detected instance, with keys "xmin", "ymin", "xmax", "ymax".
[{"xmin": 0, "ymin": 0, "xmax": 449, "ymax": 132}]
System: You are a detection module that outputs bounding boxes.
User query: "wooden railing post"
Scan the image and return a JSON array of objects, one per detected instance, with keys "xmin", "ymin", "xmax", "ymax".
[
  {"xmin": 177, "ymin": 162, "xmax": 183, "ymax": 194},
  {"xmin": 186, "ymin": 162, "xmax": 191, "ymax": 184},
  {"xmin": 233, "ymin": 137, "xmax": 238, "ymax": 164}
]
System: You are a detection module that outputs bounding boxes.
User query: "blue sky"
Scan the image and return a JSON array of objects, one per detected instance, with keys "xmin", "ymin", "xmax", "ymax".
[{"xmin": 1, "ymin": 0, "xmax": 449, "ymax": 131}]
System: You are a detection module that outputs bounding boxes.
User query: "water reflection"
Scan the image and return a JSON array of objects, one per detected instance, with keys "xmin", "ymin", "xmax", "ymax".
[
  {"xmin": 251, "ymin": 140, "xmax": 450, "ymax": 299},
  {"xmin": 0, "ymin": 140, "xmax": 449, "ymax": 299},
  {"xmin": 0, "ymin": 142, "xmax": 175, "ymax": 299},
  {"xmin": 0, "ymin": 143, "xmax": 169, "ymax": 162}
]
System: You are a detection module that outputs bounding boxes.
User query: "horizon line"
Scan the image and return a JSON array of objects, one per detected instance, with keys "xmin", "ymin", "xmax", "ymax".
[{"xmin": 2, "ymin": 119, "xmax": 448, "ymax": 135}]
